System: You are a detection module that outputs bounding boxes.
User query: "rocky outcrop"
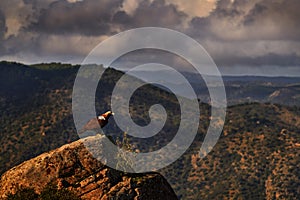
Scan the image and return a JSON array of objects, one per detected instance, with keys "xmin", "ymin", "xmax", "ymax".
[{"xmin": 0, "ymin": 135, "xmax": 178, "ymax": 200}]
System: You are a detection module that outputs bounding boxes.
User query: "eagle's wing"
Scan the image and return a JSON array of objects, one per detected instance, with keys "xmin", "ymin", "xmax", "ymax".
[
  {"xmin": 78, "ymin": 114, "xmax": 110, "ymax": 134},
  {"xmin": 78, "ymin": 118, "xmax": 100, "ymax": 134}
]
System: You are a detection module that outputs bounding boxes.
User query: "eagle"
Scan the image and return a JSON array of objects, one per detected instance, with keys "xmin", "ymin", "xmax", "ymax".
[{"xmin": 78, "ymin": 111, "xmax": 114, "ymax": 134}]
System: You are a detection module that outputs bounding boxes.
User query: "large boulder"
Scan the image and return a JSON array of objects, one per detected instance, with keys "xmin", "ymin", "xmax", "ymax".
[{"xmin": 0, "ymin": 135, "xmax": 178, "ymax": 200}]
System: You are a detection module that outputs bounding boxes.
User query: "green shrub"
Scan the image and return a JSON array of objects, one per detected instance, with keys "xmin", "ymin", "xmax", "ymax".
[
  {"xmin": 40, "ymin": 184, "xmax": 80, "ymax": 200},
  {"xmin": 6, "ymin": 188, "xmax": 38, "ymax": 200},
  {"xmin": 5, "ymin": 184, "xmax": 81, "ymax": 200}
]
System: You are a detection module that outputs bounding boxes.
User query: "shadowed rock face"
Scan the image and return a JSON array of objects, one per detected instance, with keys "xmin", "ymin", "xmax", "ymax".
[{"xmin": 0, "ymin": 136, "xmax": 178, "ymax": 200}]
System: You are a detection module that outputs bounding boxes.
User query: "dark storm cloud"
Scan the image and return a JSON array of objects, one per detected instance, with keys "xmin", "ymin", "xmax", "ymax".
[
  {"xmin": 188, "ymin": 0, "xmax": 300, "ymax": 68},
  {"xmin": 0, "ymin": 10, "xmax": 7, "ymax": 56},
  {"xmin": 26, "ymin": 0, "xmax": 187, "ymax": 35},
  {"xmin": 112, "ymin": 10, "xmax": 131, "ymax": 24},
  {"xmin": 128, "ymin": 0, "xmax": 187, "ymax": 28},
  {"xmin": 191, "ymin": 0, "xmax": 300, "ymax": 41},
  {"xmin": 243, "ymin": 3, "xmax": 267, "ymax": 26},
  {"xmin": 0, "ymin": 0, "xmax": 299, "ymax": 75},
  {"xmin": 112, "ymin": 0, "xmax": 187, "ymax": 31},
  {"xmin": 241, "ymin": 0, "xmax": 300, "ymax": 40},
  {"xmin": 27, "ymin": 0, "xmax": 123, "ymax": 36},
  {"xmin": 0, "ymin": 10, "xmax": 7, "ymax": 39},
  {"xmin": 0, "ymin": 0, "xmax": 188, "ymax": 59}
]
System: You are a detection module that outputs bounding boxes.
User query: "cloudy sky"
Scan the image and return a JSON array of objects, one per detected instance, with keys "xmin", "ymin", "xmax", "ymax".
[{"xmin": 0, "ymin": 0, "xmax": 300, "ymax": 76}]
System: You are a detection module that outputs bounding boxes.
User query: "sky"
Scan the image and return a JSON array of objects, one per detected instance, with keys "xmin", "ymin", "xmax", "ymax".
[{"xmin": 0, "ymin": 0, "xmax": 300, "ymax": 76}]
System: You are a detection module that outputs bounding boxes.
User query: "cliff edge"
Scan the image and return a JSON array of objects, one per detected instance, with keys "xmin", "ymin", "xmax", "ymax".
[{"xmin": 0, "ymin": 135, "xmax": 178, "ymax": 200}]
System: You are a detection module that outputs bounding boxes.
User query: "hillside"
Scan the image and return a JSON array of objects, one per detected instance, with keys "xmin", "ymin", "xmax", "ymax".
[
  {"xmin": 0, "ymin": 61, "xmax": 182, "ymax": 175},
  {"xmin": 0, "ymin": 135, "xmax": 178, "ymax": 200},
  {"xmin": 162, "ymin": 103, "xmax": 300, "ymax": 199},
  {"xmin": 0, "ymin": 61, "xmax": 299, "ymax": 199},
  {"xmin": 0, "ymin": 61, "xmax": 80, "ymax": 175}
]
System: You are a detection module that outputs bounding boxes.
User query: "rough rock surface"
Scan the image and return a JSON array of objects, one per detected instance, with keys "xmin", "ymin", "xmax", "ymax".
[{"xmin": 0, "ymin": 136, "xmax": 178, "ymax": 200}]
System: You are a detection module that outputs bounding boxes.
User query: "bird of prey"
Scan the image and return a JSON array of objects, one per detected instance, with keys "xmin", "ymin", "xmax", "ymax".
[{"xmin": 78, "ymin": 111, "xmax": 114, "ymax": 134}]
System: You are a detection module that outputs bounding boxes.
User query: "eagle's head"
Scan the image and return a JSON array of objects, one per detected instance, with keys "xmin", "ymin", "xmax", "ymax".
[{"xmin": 103, "ymin": 110, "xmax": 114, "ymax": 118}]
